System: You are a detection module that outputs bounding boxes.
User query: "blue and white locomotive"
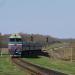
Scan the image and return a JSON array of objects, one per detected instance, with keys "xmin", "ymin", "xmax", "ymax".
[{"xmin": 8, "ymin": 33, "xmax": 42, "ymax": 57}]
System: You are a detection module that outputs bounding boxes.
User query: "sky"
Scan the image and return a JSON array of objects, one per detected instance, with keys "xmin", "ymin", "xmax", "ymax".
[{"xmin": 0, "ymin": 0, "xmax": 75, "ymax": 38}]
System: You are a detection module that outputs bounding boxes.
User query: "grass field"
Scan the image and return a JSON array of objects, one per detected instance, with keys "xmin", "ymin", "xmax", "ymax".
[
  {"xmin": 0, "ymin": 55, "xmax": 28, "ymax": 75},
  {"xmin": 23, "ymin": 56, "xmax": 75, "ymax": 75}
]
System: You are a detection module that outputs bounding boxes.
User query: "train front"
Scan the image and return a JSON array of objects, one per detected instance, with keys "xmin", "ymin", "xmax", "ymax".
[{"xmin": 8, "ymin": 34, "xmax": 22, "ymax": 57}]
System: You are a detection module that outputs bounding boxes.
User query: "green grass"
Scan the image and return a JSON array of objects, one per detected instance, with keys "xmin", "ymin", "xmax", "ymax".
[
  {"xmin": 23, "ymin": 56, "xmax": 75, "ymax": 75},
  {"xmin": 0, "ymin": 55, "xmax": 28, "ymax": 75}
]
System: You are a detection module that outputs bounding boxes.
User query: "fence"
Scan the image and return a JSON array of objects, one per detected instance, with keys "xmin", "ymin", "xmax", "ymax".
[
  {"xmin": 45, "ymin": 43, "xmax": 75, "ymax": 62},
  {"xmin": 0, "ymin": 48, "xmax": 9, "ymax": 56}
]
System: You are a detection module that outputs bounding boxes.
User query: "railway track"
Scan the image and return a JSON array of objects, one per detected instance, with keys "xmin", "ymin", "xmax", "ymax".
[{"xmin": 11, "ymin": 57, "xmax": 68, "ymax": 75}]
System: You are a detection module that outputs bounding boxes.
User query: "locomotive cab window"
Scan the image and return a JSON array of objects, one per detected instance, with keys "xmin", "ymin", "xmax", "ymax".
[
  {"xmin": 9, "ymin": 38, "xmax": 15, "ymax": 42},
  {"xmin": 9, "ymin": 38, "xmax": 22, "ymax": 42},
  {"xmin": 16, "ymin": 38, "xmax": 22, "ymax": 42}
]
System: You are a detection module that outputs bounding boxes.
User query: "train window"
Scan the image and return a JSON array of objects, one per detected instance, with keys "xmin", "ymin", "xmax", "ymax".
[
  {"xmin": 16, "ymin": 38, "xmax": 22, "ymax": 42},
  {"xmin": 10, "ymin": 38, "xmax": 15, "ymax": 42}
]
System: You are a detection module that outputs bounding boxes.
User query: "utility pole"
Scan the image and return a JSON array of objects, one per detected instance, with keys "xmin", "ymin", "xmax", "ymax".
[
  {"xmin": 46, "ymin": 37, "xmax": 48, "ymax": 43},
  {"xmin": 0, "ymin": 33, "xmax": 2, "ymax": 56},
  {"xmin": 70, "ymin": 39, "xmax": 73, "ymax": 62},
  {"xmin": 31, "ymin": 35, "xmax": 34, "ymax": 42},
  {"xmin": 46, "ymin": 37, "xmax": 49, "ymax": 48}
]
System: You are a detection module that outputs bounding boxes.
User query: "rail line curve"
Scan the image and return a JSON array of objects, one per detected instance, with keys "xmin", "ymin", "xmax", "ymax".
[{"xmin": 11, "ymin": 57, "xmax": 68, "ymax": 75}]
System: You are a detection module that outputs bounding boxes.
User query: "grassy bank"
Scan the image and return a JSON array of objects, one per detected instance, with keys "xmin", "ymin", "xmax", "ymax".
[
  {"xmin": 0, "ymin": 55, "xmax": 28, "ymax": 75},
  {"xmin": 23, "ymin": 56, "xmax": 75, "ymax": 75}
]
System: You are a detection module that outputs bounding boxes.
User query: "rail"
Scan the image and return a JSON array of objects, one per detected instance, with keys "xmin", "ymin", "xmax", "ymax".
[{"xmin": 11, "ymin": 58, "xmax": 68, "ymax": 75}]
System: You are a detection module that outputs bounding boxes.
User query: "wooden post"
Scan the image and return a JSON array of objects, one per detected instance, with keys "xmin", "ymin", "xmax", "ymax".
[
  {"xmin": 70, "ymin": 47, "xmax": 72, "ymax": 62},
  {"xmin": 0, "ymin": 33, "xmax": 2, "ymax": 56},
  {"xmin": 70, "ymin": 40, "xmax": 73, "ymax": 62}
]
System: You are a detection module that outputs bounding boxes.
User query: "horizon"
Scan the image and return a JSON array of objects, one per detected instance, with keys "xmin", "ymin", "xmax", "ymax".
[{"xmin": 0, "ymin": 32, "xmax": 75, "ymax": 39}]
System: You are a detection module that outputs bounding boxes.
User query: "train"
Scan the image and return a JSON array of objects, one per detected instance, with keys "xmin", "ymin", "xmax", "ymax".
[{"xmin": 8, "ymin": 33, "xmax": 42, "ymax": 57}]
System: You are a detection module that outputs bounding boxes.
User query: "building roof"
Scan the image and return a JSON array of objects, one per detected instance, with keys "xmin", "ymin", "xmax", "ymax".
[{"xmin": 9, "ymin": 33, "xmax": 22, "ymax": 38}]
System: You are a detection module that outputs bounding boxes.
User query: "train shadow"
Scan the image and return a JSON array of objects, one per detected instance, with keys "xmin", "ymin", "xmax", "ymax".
[{"xmin": 21, "ymin": 50, "xmax": 49, "ymax": 58}]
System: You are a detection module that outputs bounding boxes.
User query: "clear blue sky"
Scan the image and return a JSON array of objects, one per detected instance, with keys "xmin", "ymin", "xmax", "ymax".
[{"xmin": 0, "ymin": 0, "xmax": 75, "ymax": 38}]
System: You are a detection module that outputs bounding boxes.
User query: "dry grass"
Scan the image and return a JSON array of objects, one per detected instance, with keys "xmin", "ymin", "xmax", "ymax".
[{"xmin": 44, "ymin": 42, "xmax": 75, "ymax": 61}]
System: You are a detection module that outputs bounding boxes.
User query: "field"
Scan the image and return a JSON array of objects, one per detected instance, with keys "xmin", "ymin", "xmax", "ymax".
[
  {"xmin": 0, "ymin": 42, "xmax": 75, "ymax": 75},
  {"xmin": 0, "ymin": 48, "xmax": 29, "ymax": 75},
  {"xmin": 23, "ymin": 56, "xmax": 75, "ymax": 75},
  {"xmin": 43, "ymin": 42, "xmax": 75, "ymax": 60},
  {"xmin": 0, "ymin": 55, "xmax": 28, "ymax": 75}
]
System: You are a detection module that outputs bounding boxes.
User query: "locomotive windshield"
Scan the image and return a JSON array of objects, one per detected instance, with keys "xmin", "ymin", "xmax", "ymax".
[
  {"xmin": 10, "ymin": 38, "xmax": 15, "ymax": 42},
  {"xmin": 16, "ymin": 38, "xmax": 22, "ymax": 42},
  {"xmin": 9, "ymin": 38, "xmax": 22, "ymax": 42}
]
